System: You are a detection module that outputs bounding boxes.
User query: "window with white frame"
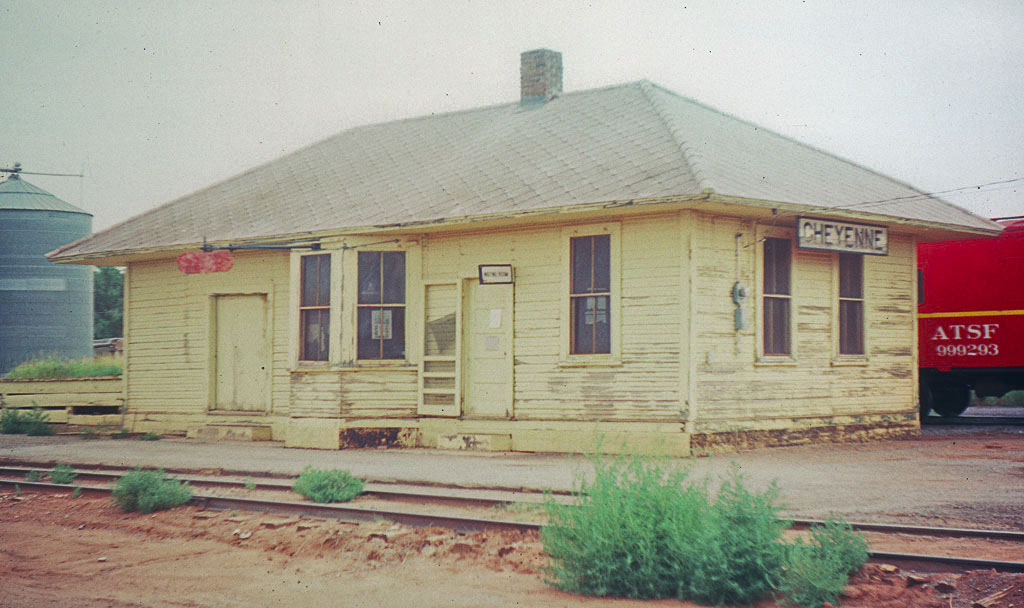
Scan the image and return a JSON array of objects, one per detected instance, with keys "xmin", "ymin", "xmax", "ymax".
[
  {"xmin": 838, "ymin": 253, "xmax": 864, "ymax": 355},
  {"xmin": 357, "ymin": 251, "xmax": 406, "ymax": 360},
  {"xmin": 299, "ymin": 254, "xmax": 331, "ymax": 361},
  {"xmin": 762, "ymin": 237, "xmax": 791, "ymax": 355},
  {"xmin": 570, "ymin": 234, "xmax": 611, "ymax": 354}
]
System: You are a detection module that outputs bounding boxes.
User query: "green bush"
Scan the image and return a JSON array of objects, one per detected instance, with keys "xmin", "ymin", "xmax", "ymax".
[
  {"xmin": 4, "ymin": 354, "xmax": 122, "ymax": 379},
  {"xmin": 111, "ymin": 428, "xmax": 131, "ymax": 439},
  {"xmin": 1, "ymin": 408, "xmax": 25, "ymax": 434},
  {"xmin": 542, "ymin": 455, "xmax": 865, "ymax": 607},
  {"xmin": 780, "ymin": 519, "xmax": 869, "ymax": 608},
  {"xmin": 681, "ymin": 473, "xmax": 789, "ymax": 605},
  {"xmin": 22, "ymin": 407, "xmax": 54, "ymax": 436},
  {"xmin": 140, "ymin": 432, "xmax": 161, "ymax": 441},
  {"xmin": 50, "ymin": 463, "xmax": 78, "ymax": 485},
  {"xmin": 111, "ymin": 468, "xmax": 192, "ymax": 513},
  {"xmin": 542, "ymin": 456, "xmax": 787, "ymax": 605},
  {"xmin": 292, "ymin": 467, "xmax": 363, "ymax": 503},
  {"xmin": 25, "ymin": 470, "xmax": 43, "ymax": 482}
]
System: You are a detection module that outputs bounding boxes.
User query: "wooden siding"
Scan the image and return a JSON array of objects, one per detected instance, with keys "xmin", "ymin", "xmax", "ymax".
[
  {"xmin": 340, "ymin": 369, "xmax": 418, "ymax": 418},
  {"xmin": 0, "ymin": 377, "xmax": 123, "ymax": 424},
  {"xmin": 120, "ymin": 206, "xmax": 919, "ymax": 444},
  {"xmin": 422, "ymin": 214, "xmax": 684, "ymax": 422},
  {"xmin": 125, "ymin": 252, "xmax": 290, "ymax": 418},
  {"xmin": 690, "ymin": 212, "xmax": 917, "ymax": 431},
  {"xmin": 289, "ymin": 371, "xmax": 341, "ymax": 418}
]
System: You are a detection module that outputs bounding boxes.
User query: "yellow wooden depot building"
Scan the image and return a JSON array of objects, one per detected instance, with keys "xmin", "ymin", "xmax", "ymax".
[{"xmin": 50, "ymin": 50, "xmax": 1000, "ymax": 454}]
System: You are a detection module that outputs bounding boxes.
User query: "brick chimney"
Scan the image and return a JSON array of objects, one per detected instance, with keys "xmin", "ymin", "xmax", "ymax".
[{"xmin": 520, "ymin": 49, "xmax": 562, "ymax": 104}]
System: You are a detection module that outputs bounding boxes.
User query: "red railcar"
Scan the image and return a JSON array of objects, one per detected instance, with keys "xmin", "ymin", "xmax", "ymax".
[{"xmin": 918, "ymin": 217, "xmax": 1024, "ymax": 416}]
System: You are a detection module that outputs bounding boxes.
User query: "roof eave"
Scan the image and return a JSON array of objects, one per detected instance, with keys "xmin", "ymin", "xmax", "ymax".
[
  {"xmin": 705, "ymin": 193, "xmax": 1003, "ymax": 238},
  {"xmin": 48, "ymin": 191, "xmax": 1000, "ymax": 266},
  {"xmin": 48, "ymin": 192, "xmax": 719, "ymax": 264}
]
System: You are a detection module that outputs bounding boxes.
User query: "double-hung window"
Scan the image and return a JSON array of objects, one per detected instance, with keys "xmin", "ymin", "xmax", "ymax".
[
  {"xmin": 763, "ymin": 238, "xmax": 791, "ymax": 356},
  {"xmin": 570, "ymin": 234, "xmax": 611, "ymax": 354},
  {"xmin": 357, "ymin": 251, "xmax": 406, "ymax": 360},
  {"xmin": 838, "ymin": 253, "xmax": 864, "ymax": 355},
  {"xmin": 299, "ymin": 254, "xmax": 331, "ymax": 361}
]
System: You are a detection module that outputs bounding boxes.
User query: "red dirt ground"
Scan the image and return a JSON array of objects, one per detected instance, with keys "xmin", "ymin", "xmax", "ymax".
[{"xmin": 2, "ymin": 491, "xmax": 1022, "ymax": 607}]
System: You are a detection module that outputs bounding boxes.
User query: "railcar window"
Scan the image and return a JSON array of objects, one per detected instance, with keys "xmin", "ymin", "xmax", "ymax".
[{"xmin": 917, "ymin": 269, "xmax": 924, "ymax": 306}]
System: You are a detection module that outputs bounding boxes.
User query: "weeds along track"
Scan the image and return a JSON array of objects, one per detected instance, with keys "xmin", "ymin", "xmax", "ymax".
[{"xmin": 2, "ymin": 464, "xmax": 1024, "ymax": 574}]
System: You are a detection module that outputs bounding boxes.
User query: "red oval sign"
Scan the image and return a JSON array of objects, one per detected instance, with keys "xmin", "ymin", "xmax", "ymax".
[{"xmin": 177, "ymin": 250, "xmax": 235, "ymax": 274}]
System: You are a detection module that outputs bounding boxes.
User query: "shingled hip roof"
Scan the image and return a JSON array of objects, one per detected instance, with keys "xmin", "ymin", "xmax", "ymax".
[{"xmin": 50, "ymin": 80, "xmax": 998, "ymax": 260}]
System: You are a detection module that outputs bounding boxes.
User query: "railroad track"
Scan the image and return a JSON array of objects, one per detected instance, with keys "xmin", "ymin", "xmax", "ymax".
[
  {"xmin": 2, "ymin": 465, "xmax": 1023, "ymax": 574},
  {"xmin": 922, "ymin": 415, "xmax": 1024, "ymax": 426}
]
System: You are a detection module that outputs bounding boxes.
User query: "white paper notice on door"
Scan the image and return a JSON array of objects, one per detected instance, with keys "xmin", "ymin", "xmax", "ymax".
[{"xmin": 488, "ymin": 308, "xmax": 502, "ymax": 329}]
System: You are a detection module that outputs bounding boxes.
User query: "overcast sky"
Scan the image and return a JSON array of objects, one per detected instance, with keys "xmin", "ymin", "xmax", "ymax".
[{"xmin": 2, "ymin": 0, "xmax": 1022, "ymax": 232}]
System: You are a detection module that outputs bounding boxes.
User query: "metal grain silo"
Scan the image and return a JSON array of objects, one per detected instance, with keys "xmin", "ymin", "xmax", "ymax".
[{"xmin": 0, "ymin": 173, "xmax": 93, "ymax": 374}]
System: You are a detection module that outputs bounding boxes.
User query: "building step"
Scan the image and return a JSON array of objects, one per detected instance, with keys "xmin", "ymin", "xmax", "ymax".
[
  {"xmin": 188, "ymin": 424, "xmax": 272, "ymax": 442},
  {"xmin": 435, "ymin": 432, "xmax": 512, "ymax": 452}
]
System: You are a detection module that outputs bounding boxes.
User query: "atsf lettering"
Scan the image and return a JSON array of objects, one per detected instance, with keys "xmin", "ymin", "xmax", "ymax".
[{"xmin": 929, "ymin": 323, "xmax": 998, "ymax": 341}]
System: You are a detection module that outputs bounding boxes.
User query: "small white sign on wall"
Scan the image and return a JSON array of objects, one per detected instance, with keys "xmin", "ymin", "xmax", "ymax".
[{"xmin": 478, "ymin": 264, "xmax": 514, "ymax": 284}]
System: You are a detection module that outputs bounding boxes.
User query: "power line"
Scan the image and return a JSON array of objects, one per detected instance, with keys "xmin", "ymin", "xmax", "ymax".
[
  {"xmin": 743, "ymin": 175, "xmax": 1023, "ymax": 248},
  {"xmin": 834, "ymin": 176, "xmax": 1024, "ymax": 212}
]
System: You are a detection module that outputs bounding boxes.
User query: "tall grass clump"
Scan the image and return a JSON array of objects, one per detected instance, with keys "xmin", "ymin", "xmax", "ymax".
[
  {"xmin": 1, "ymin": 406, "xmax": 54, "ymax": 435},
  {"xmin": 542, "ymin": 455, "xmax": 864, "ymax": 608},
  {"xmin": 292, "ymin": 467, "xmax": 363, "ymax": 503},
  {"xmin": 780, "ymin": 519, "xmax": 869, "ymax": 608},
  {"xmin": 111, "ymin": 468, "xmax": 192, "ymax": 513},
  {"xmin": 22, "ymin": 406, "xmax": 54, "ymax": 436},
  {"xmin": 4, "ymin": 354, "xmax": 122, "ymax": 379},
  {"xmin": 49, "ymin": 463, "xmax": 78, "ymax": 485},
  {"xmin": 1, "ymin": 407, "xmax": 25, "ymax": 434}
]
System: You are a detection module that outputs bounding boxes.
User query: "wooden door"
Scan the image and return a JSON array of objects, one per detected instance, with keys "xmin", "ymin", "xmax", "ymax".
[
  {"xmin": 462, "ymin": 280, "xmax": 513, "ymax": 419},
  {"xmin": 214, "ymin": 294, "xmax": 270, "ymax": 411}
]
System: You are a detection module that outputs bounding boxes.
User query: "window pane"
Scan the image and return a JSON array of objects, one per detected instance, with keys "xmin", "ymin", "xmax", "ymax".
[
  {"xmin": 301, "ymin": 256, "xmax": 319, "ymax": 307},
  {"xmin": 839, "ymin": 253, "xmax": 863, "ymax": 299},
  {"xmin": 764, "ymin": 238, "xmax": 791, "ymax": 295},
  {"xmin": 592, "ymin": 234, "xmax": 610, "ymax": 292},
  {"xmin": 763, "ymin": 296, "xmax": 790, "ymax": 355},
  {"xmin": 571, "ymin": 236, "xmax": 593, "ymax": 294},
  {"xmin": 572, "ymin": 296, "xmax": 610, "ymax": 354},
  {"xmin": 357, "ymin": 307, "xmax": 378, "ymax": 359},
  {"xmin": 381, "ymin": 307, "xmax": 406, "ymax": 359},
  {"xmin": 358, "ymin": 252, "xmax": 381, "ymax": 304},
  {"xmin": 840, "ymin": 300, "xmax": 864, "ymax": 355},
  {"xmin": 381, "ymin": 252, "xmax": 406, "ymax": 304},
  {"xmin": 572, "ymin": 297, "xmax": 594, "ymax": 354},
  {"xmin": 316, "ymin": 255, "xmax": 331, "ymax": 306},
  {"xmin": 593, "ymin": 295, "xmax": 611, "ymax": 353},
  {"xmin": 358, "ymin": 306, "xmax": 406, "ymax": 359},
  {"xmin": 300, "ymin": 309, "xmax": 329, "ymax": 361}
]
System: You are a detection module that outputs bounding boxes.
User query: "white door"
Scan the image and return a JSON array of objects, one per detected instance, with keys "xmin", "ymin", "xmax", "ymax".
[
  {"xmin": 462, "ymin": 281, "xmax": 513, "ymax": 418},
  {"xmin": 214, "ymin": 294, "xmax": 270, "ymax": 411}
]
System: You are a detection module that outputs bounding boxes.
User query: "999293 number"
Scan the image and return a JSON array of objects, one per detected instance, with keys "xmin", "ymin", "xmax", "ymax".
[{"xmin": 935, "ymin": 343, "xmax": 999, "ymax": 357}]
